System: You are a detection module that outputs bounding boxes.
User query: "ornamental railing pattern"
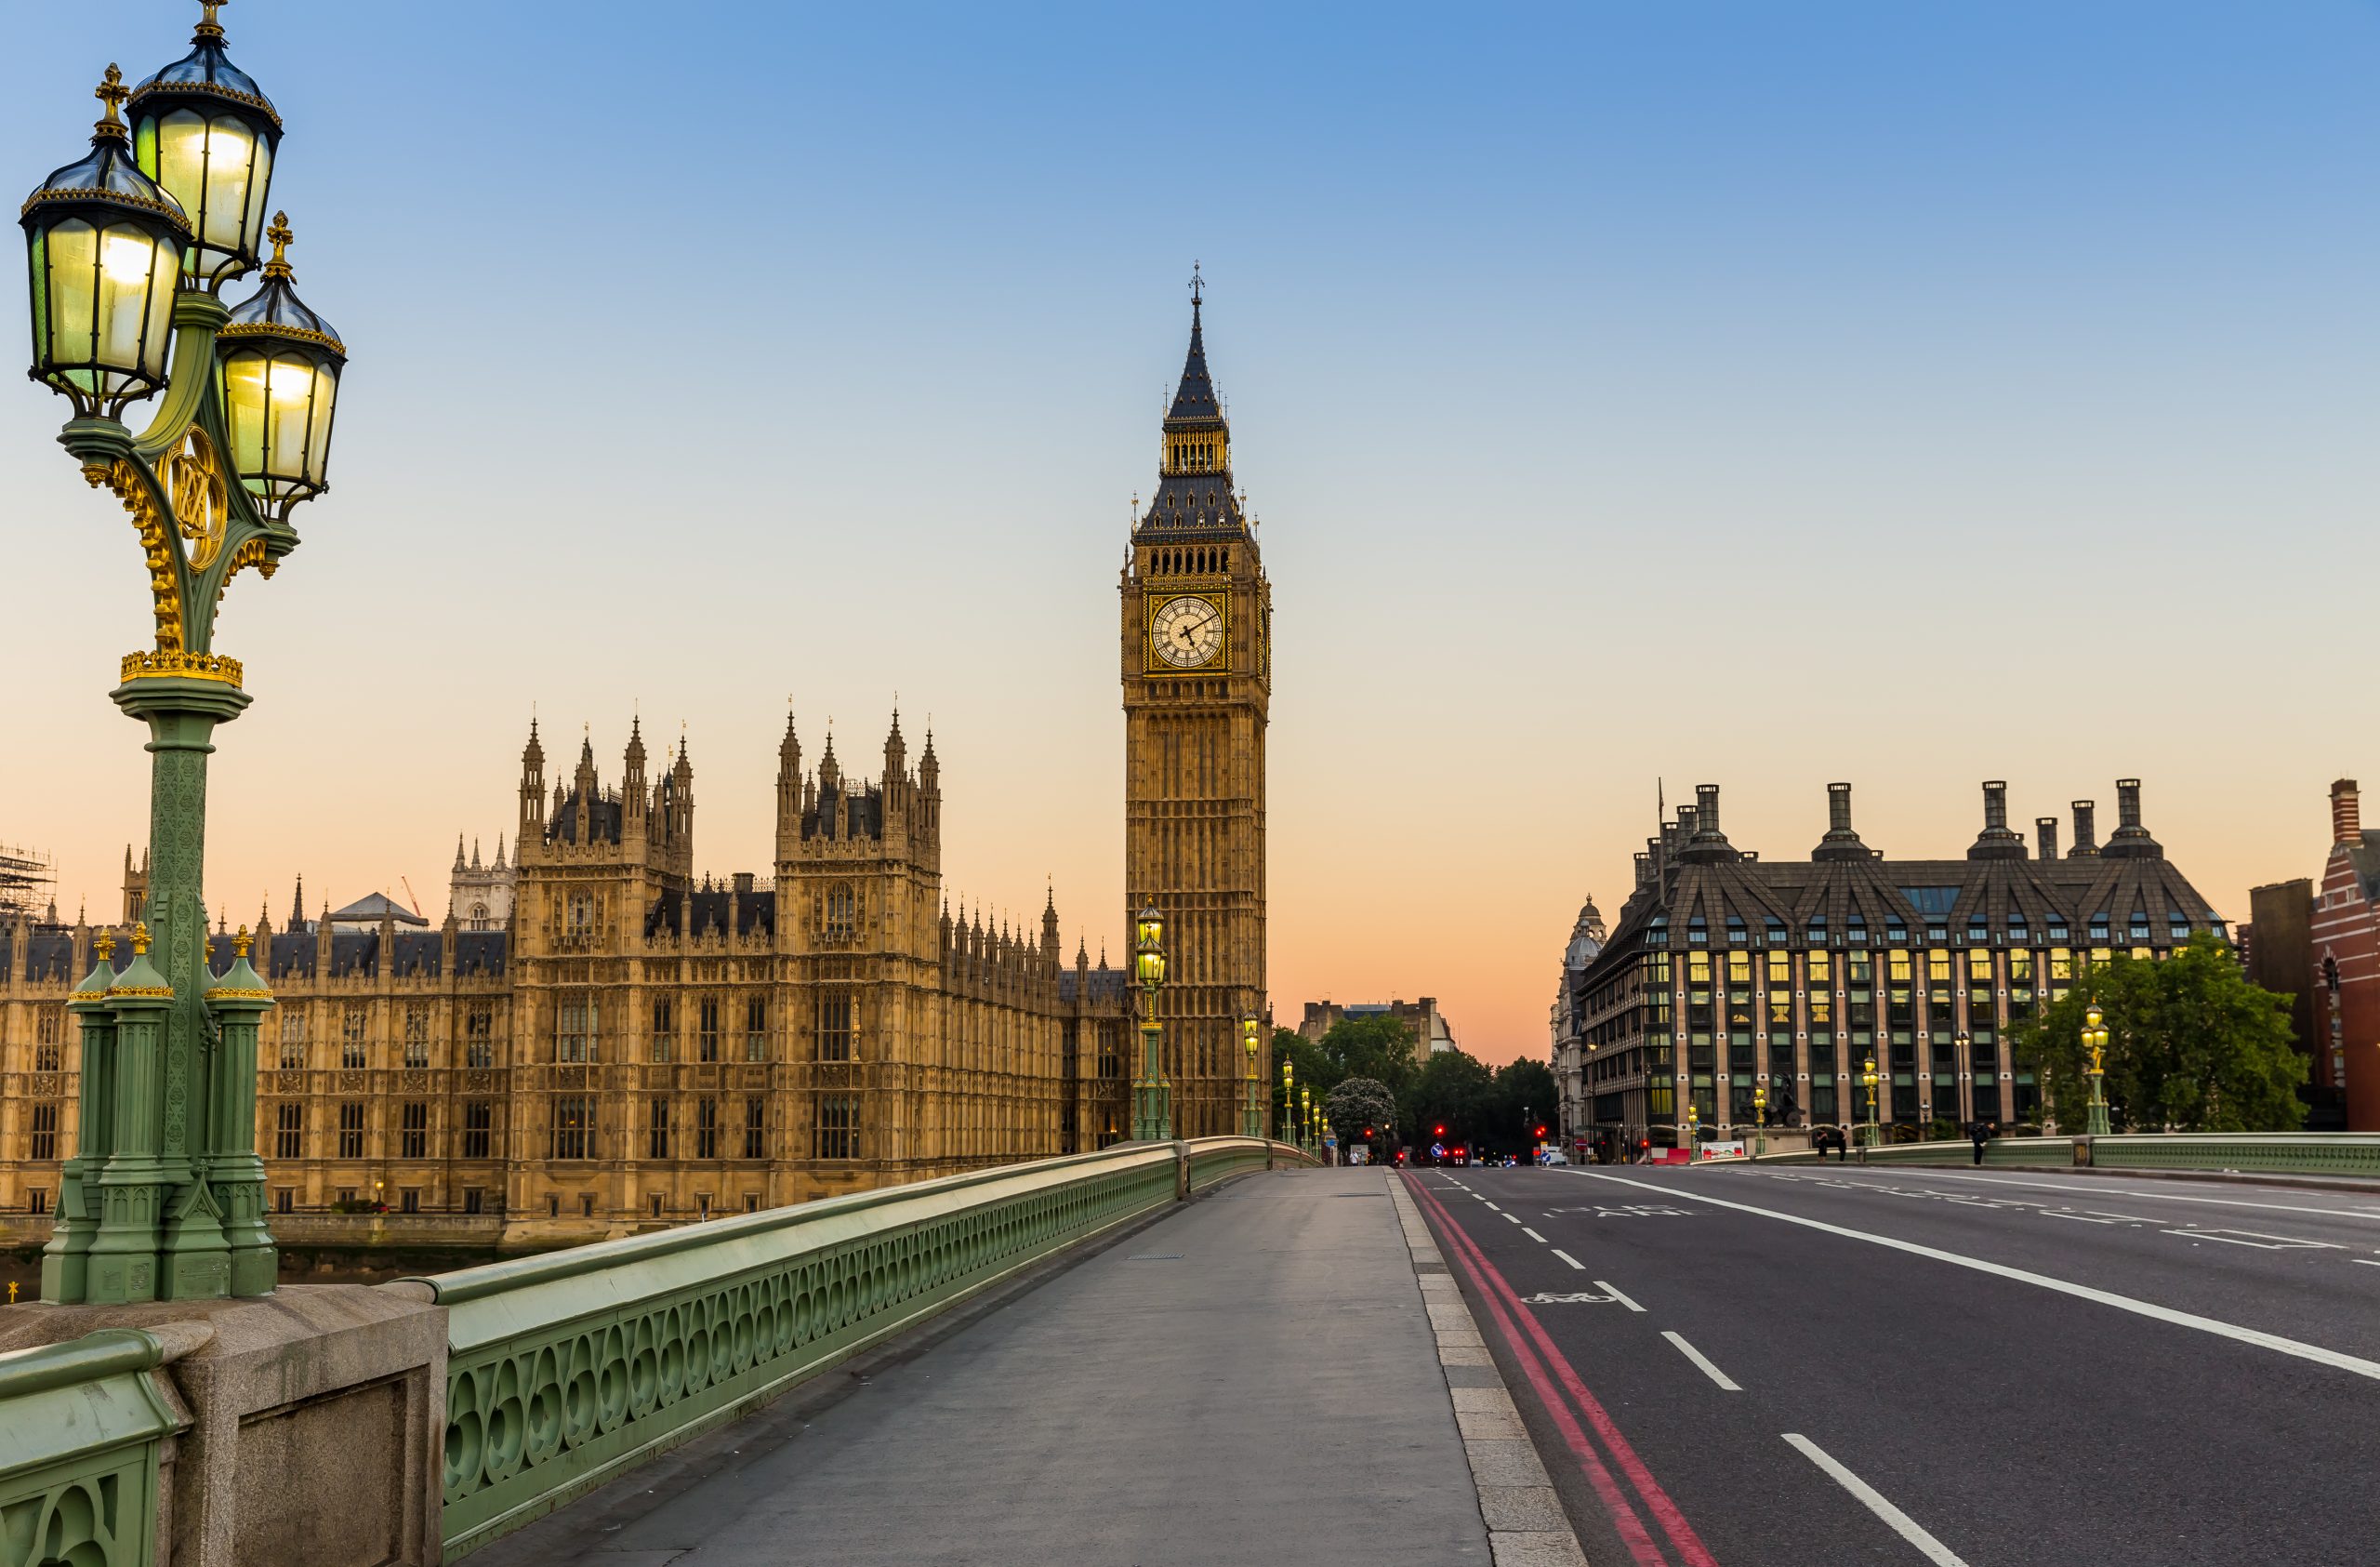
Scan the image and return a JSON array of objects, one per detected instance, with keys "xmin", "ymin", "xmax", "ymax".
[
  {"xmin": 2087, "ymin": 1132, "xmax": 2380, "ymax": 1176},
  {"xmin": 413, "ymin": 1135, "xmax": 1313, "ymax": 1559},
  {"xmin": 0, "ymin": 1327, "xmax": 195, "ymax": 1567}
]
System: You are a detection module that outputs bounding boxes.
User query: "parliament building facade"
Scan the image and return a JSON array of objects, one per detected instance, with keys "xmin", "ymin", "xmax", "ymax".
[{"xmin": 0, "ymin": 295, "xmax": 1267, "ymax": 1246}]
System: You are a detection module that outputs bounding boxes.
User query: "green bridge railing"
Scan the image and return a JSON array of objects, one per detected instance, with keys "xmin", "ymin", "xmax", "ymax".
[
  {"xmin": 0, "ymin": 1138, "xmax": 1315, "ymax": 1564},
  {"xmin": 0, "ymin": 1326, "xmax": 199, "ymax": 1567},
  {"xmin": 410, "ymin": 1135, "xmax": 1310, "ymax": 1559},
  {"xmin": 1750, "ymin": 1130, "xmax": 2380, "ymax": 1178}
]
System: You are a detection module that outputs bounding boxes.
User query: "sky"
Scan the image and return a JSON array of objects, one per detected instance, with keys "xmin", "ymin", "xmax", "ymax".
[{"xmin": 5, "ymin": 2, "xmax": 2377, "ymax": 1064}]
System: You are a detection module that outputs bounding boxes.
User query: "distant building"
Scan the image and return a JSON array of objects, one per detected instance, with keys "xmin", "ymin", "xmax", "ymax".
[
  {"xmin": 2243, "ymin": 779, "xmax": 2379, "ymax": 1131},
  {"xmin": 449, "ymin": 835, "xmax": 517, "ymax": 932},
  {"xmin": 1299, "ymin": 997, "xmax": 1456, "ymax": 1061},
  {"xmin": 1551, "ymin": 896, "xmax": 1606, "ymax": 1148},
  {"xmin": 326, "ymin": 892, "xmax": 430, "ymax": 935},
  {"xmin": 1563, "ymin": 778, "xmax": 2225, "ymax": 1150}
]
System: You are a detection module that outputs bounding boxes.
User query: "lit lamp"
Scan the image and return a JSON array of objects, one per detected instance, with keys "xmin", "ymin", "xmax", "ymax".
[
  {"xmin": 1241, "ymin": 1015, "xmax": 1262, "ymax": 1140},
  {"xmin": 22, "ymin": 2, "xmax": 347, "ymax": 1310},
  {"xmin": 1685, "ymin": 1101, "xmax": 1698, "ymax": 1159},
  {"xmin": 1860, "ymin": 1056, "xmax": 1880, "ymax": 1152},
  {"xmin": 1280, "ymin": 1057, "xmax": 1292, "ymax": 1148},
  {"xmin": 1752, "ymin": 1084, "xmax": 1767, "ymax": 1160},
  {"xmin": 128, "ymin": 2, "xmax": 281, "ymax": 290},
  {"xmin": 218, "ymin": 215, "xmax": 341, "ymax": 512},
  {"xmin": 1130, "ymin": 904, "xmax": 1170, "ymax": 1141},
  {"xmin": 1300, "ymin": 1085, "xmax": 1312, "ymax": 1152},
  {"xmin": 20, "ymin": 66, "xmax": 189, "ymax": 418},
  {"xmin": 2083, "ymin": 1003, "xmax": 2110, "ymax": 1136}
]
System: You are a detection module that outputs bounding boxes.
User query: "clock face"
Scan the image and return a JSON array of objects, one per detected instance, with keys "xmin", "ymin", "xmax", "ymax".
[{"xmin": 1151, "ymin": 594, "xmax": 1225, "ymax": 669}]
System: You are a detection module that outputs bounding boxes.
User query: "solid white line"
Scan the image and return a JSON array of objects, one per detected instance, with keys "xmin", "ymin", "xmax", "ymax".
[
  {"xmin": 1523, "ymin": 1228, "xmax": 1547, "ymax": 1242},
  {"xmin": 2353, "ymin": 1259, "xmax": 2380, "ymax": 1269},
  {"xmin": 1783, "ymin": 1434, "xmax": 1970, "ymax": 1567},
  {"xmin": 1559, "ymin": 1169, "xmax": 2380, "ymax": 1384},
  {"xmin": 1593, "ymin": 1279, "xmax": 1644, "ymax": 1312},
  {"xmin": 1662, "ymin": 1331, "xmax": 1739, "ymax": 1389},
  {"xmin": 1552, "ymin": 1249, "xmax": 1585, "ymax": 1270}
]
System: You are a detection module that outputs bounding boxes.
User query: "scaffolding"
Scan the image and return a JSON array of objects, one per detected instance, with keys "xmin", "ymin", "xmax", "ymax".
[{"xmin": 0, "ymin": 843, "xmax": 59, "ymax": 923}]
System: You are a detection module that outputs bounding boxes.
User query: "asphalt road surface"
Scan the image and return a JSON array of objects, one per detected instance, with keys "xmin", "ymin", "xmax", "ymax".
[{"xmin": 1406, "ymin": 1162, "xmax": 2380, "ymax": 1567}]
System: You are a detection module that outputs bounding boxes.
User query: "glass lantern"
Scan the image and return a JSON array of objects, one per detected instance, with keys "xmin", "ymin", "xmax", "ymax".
[
  {"xmin": 1134, "ymin": 905, "xmax": 1164, "ymax": 951},
  {"xmin": 20, "ymin": 67, "xmax": 191, "ymax": 417},
  {"xmin": 128, "ymin": 4, "xmax": 281, "ymax": 289},
  {"xmin": 218, "ymin": 214, "xmax": 342, "ymax": 511}
]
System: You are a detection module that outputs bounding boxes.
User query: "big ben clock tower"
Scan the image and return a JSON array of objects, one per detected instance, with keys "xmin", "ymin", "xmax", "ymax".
[{"xmin": 1121, "ymin": 273, "xmax": 1271, "ymax": 1138}]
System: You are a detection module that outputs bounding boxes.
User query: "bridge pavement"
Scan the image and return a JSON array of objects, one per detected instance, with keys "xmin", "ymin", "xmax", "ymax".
[
  {"xmin": 477, "ymin": 1166, "xmax": 1515, "ymax": 1566},
  {"xmin": 1410, "ymin": 1162, "xmax": 2380, "ymax": 1567}
]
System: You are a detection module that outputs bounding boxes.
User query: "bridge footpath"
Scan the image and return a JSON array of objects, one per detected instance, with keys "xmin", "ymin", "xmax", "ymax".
[{"xmin": 476, "ymin": 1164, "xmax": 1518, "ymax": 1567}]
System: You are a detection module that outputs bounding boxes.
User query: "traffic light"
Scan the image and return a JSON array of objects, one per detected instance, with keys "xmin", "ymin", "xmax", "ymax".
[
  {"xmin": 1363, "ymin": 1127, "xmax": 1374, "ymax": 1138},
  {"xmin": 1535, "ymin": 1124, "xmax": 1548, "ymax": 1138},
  {"xmin": 1434, "ymin": 1123, "xmax": 1446, "ymax": 1136}
]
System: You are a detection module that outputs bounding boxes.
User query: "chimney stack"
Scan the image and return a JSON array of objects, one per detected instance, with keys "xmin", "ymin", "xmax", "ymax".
[
  {"xmin": 2334, "ymin": 779, "xmax": 2361, "ymax": 845},
  {"xmin": 2035, "ymin": 817, "xmax": 2058, "ymax": 862},
  {"xmin": 1969, "ymin": 780, "xmax": 2026, "ymax": 858},
  {"xmin": 1815, "ymin": 781, "xmax": 1870, "ymax": 861},
  {"xmin": 2069, "ymin": 800, "xmax": 2098, "ymax": 857},
  {"xmin": 2104, "ymin": 777, "xmax": 2162, "ymax": 857},
  {"xmin": 1695, "ymin": 784, "xmax": 1722, "ymax": 837},
  {"xmin": 2117, "ymin": 778, "xmax": 2143, "ymax": 831},
  {"xmin": 1829, "ymin": 783, "xmax": 1853, "ymax": 834}
]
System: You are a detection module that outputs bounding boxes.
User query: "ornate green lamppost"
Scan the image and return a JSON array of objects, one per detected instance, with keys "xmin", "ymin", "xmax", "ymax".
[
  {"xmin": 2082, "ymin": 1003, "xmax": 2111, "ymax": 1136},
  {"xmin": 23, "ymin": 3, "xmax": 346, "ymax": 1306},
  {"xmin": 1300, "ymin": 1086, "xmax": 1312, "ymax": 1156},
  {"xmin": 1241, "ymin": 1015, "xmax": 1263, "ymax": 1139},
  {"xmin": 1860, "ymin": 1056, "xmax": 1881, "ymax": 1152},
  {"xmin": 1131, "ymin": 904, "xmax": 1171, "ymax": 1141}
]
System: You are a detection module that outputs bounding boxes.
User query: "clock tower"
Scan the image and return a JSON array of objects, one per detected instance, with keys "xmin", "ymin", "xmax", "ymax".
[{"xmin": 1121, "ymin": 276, "xmax": 1271, "ymax": 1138}]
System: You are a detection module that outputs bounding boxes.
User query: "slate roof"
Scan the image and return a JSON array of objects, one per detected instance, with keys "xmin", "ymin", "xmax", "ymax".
[
  {"xmin": 1059, "ymin": 966, "xmax": 1132, "ymax": 1006},
  {"xmin": 326, "ymin": 892, "xmax": 427, "ymax": 927}
]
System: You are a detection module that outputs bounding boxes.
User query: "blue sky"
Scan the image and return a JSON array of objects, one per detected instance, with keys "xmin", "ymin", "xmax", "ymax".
[{"xmin": 6, "ymin": 2, "xmax": 2376, "ymax": 1056}]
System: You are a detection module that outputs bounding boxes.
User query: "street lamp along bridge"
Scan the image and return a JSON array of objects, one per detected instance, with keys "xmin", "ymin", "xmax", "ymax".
[{"xmin": 21, "ymin": 0, "xmax": 348, "ymax": 1306}]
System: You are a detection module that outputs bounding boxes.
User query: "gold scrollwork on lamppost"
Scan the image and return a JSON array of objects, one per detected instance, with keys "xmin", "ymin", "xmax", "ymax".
[{"xmin": 164, "ymin": 425, "xmax": 231, "ymax": 570}]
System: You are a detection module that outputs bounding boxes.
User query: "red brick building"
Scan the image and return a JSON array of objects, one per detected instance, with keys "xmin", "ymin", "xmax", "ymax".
[{"xmin": 2256, "ymin": 780, "xmax": 2380, "ymax": 1131}]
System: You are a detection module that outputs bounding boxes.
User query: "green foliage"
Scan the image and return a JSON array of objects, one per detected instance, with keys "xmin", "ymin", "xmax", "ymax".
[
  {"xmin": 2010, "ymin": 936, "xmax": 2307, "ymax": 1134},
  {"xmin": 1488, "ymin": 1058, "xmax": 1558, "ymax": 1144},
  {"xmin": 1407, "ymin": 1049, "xmax": 1494, "ymax": 1142},
  {"xmin": 1324, "ymin": 1077, "xmax": 1399, "ymax": 1144},
  {"xmin": 1315, "ymin": 1016, "xmax": 1421, "ymax": 1099}
]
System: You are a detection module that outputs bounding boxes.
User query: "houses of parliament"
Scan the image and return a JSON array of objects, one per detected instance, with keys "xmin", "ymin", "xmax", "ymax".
[{"xmin": 0, "ymin": 292, "xmax": 1272, "ymax": 1243}]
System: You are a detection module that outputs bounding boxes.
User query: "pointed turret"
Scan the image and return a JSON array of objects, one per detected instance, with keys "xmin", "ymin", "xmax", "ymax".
[
  {"xmin": 454, "ymin": 833, "xmax": 467, "ymax": 871},
  {"xmin": 494, "ymin": 832, "xmax": 507, "ymax": 870},
  {"xmin": 1042, "ymin": 884, "xmax": 1061, "ymax": 958},
  {"xmin": 520, "ymin": 718, "xmax": 547, "ymax": 838},
  {"xmin": 1139, "ymin": 267, "xmax": 1249, "ymax": 539},
  {"xmin": 287, "ymin": 874, "xmax": 304, "ymax": 932}
]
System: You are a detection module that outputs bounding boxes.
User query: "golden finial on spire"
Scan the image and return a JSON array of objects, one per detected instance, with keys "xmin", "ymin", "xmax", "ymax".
[
  {"xmin": 131, "ymin": 921, "xmax": 152, "ymax": 956},
  {"xmin": 263, "ymin": 211, "xmax": 294, "ymax": 278},
  {"xmin": 95, "ymin": 929, "xmax": 116, "ymax": 963},
  {"xmin": 94, "ymin": 64, "xmax": 130, "ymax": 139},
  {"xmin": 197, "ymin": 2, "xmax": 227, "ymax": 40},
  {"xmin": 233, "ymin": 923, "xmax": 253, "ymax": 960}
]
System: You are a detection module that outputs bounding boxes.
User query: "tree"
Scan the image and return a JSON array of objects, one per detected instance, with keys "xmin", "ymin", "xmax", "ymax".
[
  {"xmin": 1323, "ymin": 1077, "xmax": 1399, "ymax": 1150},
  {"xmin": 2010, "ymin": 936, "xmax": 2306, "ymax": 1134},
  {"xmin": 1486, "ymin": 1058, "xmax": 1558, "ymax": 1148},
  {"xmin": 1312, "ymin": 1016, "xmax": 1421, "ymax": 1102},
  {"xmin": 1407, "ymin": 1049, "xmax": 1494, "ymax": 1145},
  {"xmin": 1271, "ymin": 1027, "xmax": 1337, "ymax": 1135}
]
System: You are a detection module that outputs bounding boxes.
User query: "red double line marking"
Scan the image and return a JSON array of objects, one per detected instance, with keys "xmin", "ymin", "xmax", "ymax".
[{"xmin": 1407, "ymin": 1174, "xmax": 1717, "ymax": 1567}]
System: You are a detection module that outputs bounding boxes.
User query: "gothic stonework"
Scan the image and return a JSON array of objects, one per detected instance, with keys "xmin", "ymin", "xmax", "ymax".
[
  {"xmin": 1120, "ymin": 284, "xmax": 1272, "ymax": 1137},
  {"xmin": 0, "ymin": 714, "xmax": 1138, "ymax": 1244}
]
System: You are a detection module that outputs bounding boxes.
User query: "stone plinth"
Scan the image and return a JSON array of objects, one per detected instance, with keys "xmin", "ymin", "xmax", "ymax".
[{"xmin": 0, "ymin": 1282, "xmax": 445, "ymax": 1566}]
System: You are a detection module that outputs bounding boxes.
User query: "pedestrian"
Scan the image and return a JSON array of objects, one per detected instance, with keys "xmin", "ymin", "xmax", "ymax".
[{"xmin": 1970, "ymin": 1118, "xmax": 1991, "ymax": 1166}]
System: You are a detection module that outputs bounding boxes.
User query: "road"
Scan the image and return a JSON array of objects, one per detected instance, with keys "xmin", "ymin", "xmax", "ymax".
[{"xmin": 1406, "ymin": 1162, "xmax": 2380, "ymax": 1567}]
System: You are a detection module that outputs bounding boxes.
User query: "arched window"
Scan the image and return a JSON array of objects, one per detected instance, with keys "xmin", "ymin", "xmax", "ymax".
[
  {"xmin": 825, "ymin": 883, "xmax": 856, "ymax": 942},
  {"xmin": 2325, "ymin": 955, "xmax": 2342, "ymax": 994},
  {"xmin": 567, "ymin": 892, "xmax": 592, "ymax": 941},
  {"xmin": 469, "ymin": 902, "xmax": 489, "ymax": 932}
]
